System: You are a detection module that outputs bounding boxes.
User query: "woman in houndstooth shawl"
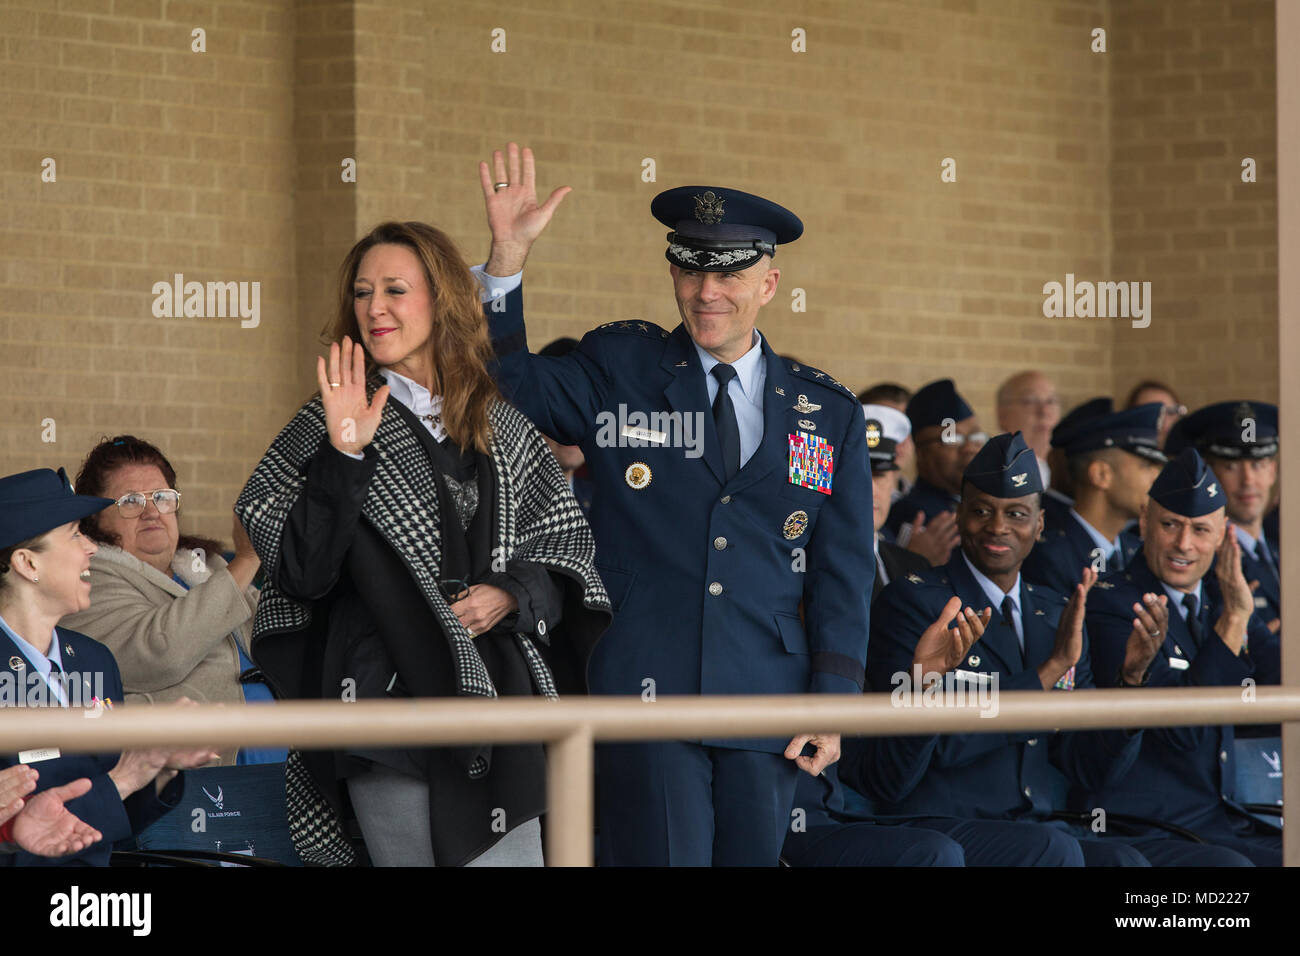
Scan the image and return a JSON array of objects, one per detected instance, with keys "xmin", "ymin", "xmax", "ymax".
[{"xmin": 236, "ymin": 217, "xmax": 609, "ymax": 867}]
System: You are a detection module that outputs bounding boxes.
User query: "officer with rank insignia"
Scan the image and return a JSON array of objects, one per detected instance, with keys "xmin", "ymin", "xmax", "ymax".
[
  {"xmin": 841, "ymin": 432, "xmax": 1166, "ymax": 865},
  {"xmin": 863, "ymin": 404, "xmax": 930, "ymax": 598},
  {"xmin": 1166, "ymin": 401, "xmax": 1281, "ymax": 632},
  {"xmin": 477, "ymin": 148, "xmax": 873, "ymax": 865},
  {"xmin": 1022, "ymin": 403, "xmax": 1165, "ymax": 594},
  {"xmin": 1080, "ymin": 448, "xmax": 1281, "ymax": 865},
  {"xmin": 884, "ymin": 379, "xmax": 986, "ymax": 564}
]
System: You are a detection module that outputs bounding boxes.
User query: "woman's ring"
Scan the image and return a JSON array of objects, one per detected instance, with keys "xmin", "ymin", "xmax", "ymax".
[
  {"xmin": 467, "ymin": 627, "xmax": 476, "ymax": 638},
  {"xmin": 329, "ymin": 382, "xmax": 341, "ymax": 388},
  {"xmin": 494, "ymin": 182, "xmax": 509, "ymax": 191}
]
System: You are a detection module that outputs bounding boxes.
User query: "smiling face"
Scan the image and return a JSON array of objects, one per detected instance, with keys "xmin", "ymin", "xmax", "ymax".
[
  {"xmin": 1139, "ymin": 498, "xmax": 1225, "ymax": 592},
  {"xmin": 24, "ymin": 522, "xmax": 98, "ymax": 617},
  {"xmin": 352, "ymin": 243, "xmax": 436, "ymax": 384},
  {"xmin": 957, "ymin": 486, "xmax": 1043, "ymax": 584},
  {"xmin": 670, "ymin": 258, "xmax": 779, "ymax": 363},
  {"xmin": 915, "ymin": 417, "xmax": 987, "ymax": 494},
  {"xmin": 95, "ymin": 463, "xmax": 179, "ymax": 572},
  {"xmin": 1210, "ymin": 456, "xmax": 1277, "ymax": 530}
]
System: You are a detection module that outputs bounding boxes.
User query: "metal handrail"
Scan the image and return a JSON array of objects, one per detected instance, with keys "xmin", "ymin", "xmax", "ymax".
[{"xmin": 3, "ymin": 686, "xmax": 1297, "ymax": 866}]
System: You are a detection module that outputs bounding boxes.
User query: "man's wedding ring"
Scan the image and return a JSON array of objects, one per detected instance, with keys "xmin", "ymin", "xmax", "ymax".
[
  {"xmin": 494, "ymin": 182, "xmax": 509, "ymax": 191},
  {"xmin": 329, "ymin": 382, "xmax": 341, "ymax": 388}
]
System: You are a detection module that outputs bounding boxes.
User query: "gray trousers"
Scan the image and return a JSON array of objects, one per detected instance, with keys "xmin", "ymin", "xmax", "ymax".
[{"xmin": 347, "ymin": 765, "xmax": 544, "ymax": 867}]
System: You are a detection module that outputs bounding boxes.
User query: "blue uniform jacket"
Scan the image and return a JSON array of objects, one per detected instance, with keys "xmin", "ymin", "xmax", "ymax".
[
  {"xmin": 840, "ymin": 553, "xmax": 1141, "ymax": 820},
  {"xmin": 489, "ymin": 290, "xmax": 873, "ymax": 752},
  {"xmin": 1023, "ymin": 509, "xmax": 1141, "ymax": 595},
  {"xmin": 883, "ymin": 477, "xmax": 958, "ymax": 540},
  {"xmin": 1238, "ymin": 537, "xmax": 1280, "ymax": 626},
  {"xmin": 1, "ymin": 627, "xmax": 183, "ymax": 866},
  {"xmin": 1077, "ymin": 549, "xmax": 1277, "ymax": 828}
]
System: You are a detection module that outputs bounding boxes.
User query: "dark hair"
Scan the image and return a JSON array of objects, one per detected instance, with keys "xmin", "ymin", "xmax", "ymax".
[
  {"xmin": 1125, "ymin": 379, "xmax": 1180, "ymax": 409},
  {"xmin": 858, "ymin": 382, "xmax": 912, "ymax": 406},
  {"xmin": 0, "ymin": 533, "xmax": 46, "ymax": 595},
  {"xmin": 325, "ymin": 221, "xmax": 500, "ymax": 454},
  {"xmin": 1066, "ymin": 448, "xmax": 1118, "ymax": 491},
  {"xmin": 74, "ymin": 435, "xmax": 224, "ymax": 558}
]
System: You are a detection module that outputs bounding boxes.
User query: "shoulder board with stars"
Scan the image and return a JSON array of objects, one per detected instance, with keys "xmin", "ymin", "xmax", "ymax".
[
  {"xmin": 786, "ymin": 361, "xmax": 856, "ymax": 401},
  {"xmin": 596, "ymin": 320, "xmax": 668, "ymax": 339}
]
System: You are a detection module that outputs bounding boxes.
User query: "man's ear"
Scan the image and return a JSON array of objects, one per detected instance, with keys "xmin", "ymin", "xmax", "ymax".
[
  {"xmin": 759, "ymin": 265, "xmax": 780, "ymax": 305},
  {"xmin": 1089, "ymin": 457, "xmax": 1113, "ymax": 492}
]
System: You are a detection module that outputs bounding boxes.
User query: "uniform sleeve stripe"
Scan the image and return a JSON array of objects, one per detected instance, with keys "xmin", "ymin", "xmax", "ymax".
[{"xmin": 812, "ymin": 651, "xmax": 865, "ymax": 689}]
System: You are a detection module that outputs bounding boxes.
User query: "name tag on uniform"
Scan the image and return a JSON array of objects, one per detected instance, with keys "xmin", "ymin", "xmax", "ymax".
[
  {"xmin": 620, "ymin": 425, "xmax": 668, "ymax": 445},
  {"xmin": 1168, "ymin": 656, "xmax": 1189, "ymax": 670},
  {"xmin": 18, "ymin": 747, "xmax": 61, "ymax": 763},
  {"xmin": 952, "ymin": 669, "xmax": 993, "ymax": 686},
  {"xmin": 788, "ymin": 431, "xmax": 834, "ymax": 495},
  {"xmin": 1255, "ymin": 595, "xmax": 1269, "ymax": 609}
]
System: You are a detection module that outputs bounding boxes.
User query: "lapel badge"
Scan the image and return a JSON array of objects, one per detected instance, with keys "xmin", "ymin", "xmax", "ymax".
[
  {"xmin": 774, "ymin": 386, "xmax": 786, "ymax": 396},
  {"xmin": 624, "ymin": 462, "xmax": 652, "ymax": 490},
  {"xmin": 694, "ymin": 190, "xmax": 725, "ymax": 224},
  {"xmin": 906, "ymin": 573, "xmax": 923, "ymax": 584},
  {"xmin": 64, "ymin": 643, "xmax": 75, "ymax": 657},
  {"xmin": 9, "ymin": 655, "xmax": 24, "ymax": 671},
  {"xmin": 968, "ymin": 655, "xmax": 980, "ymax": 667},
  {"xmin": 1011, "ymin": 473, "xmax": 1028, "ymax": 488},
  {"xmin": 1174, "ymin": 645, "xmax": 1183, "ymax": 656},
  {"xmin": 798, "ymin": 419, "xmax": 816, "ymax": 430},
  {"xmin": 793, "ymin": 394, "xmax": 821, "ymax": 414},
  {"xmin": 782, "ymin": 510, "xmax": 810, "ymax": 540},
  {"xmin": 675, "ymin": 361, "xmax": 688, "ymax": 367},
  {"xmin": 1034, "ymin": 609, "xmax": 1045, "ymax": 616}
]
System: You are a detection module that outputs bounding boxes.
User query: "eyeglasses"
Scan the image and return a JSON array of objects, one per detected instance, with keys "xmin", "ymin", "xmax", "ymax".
[
  {"xmin": 114, "ymin": 489, "xmax": 181, "ymax": 517},
  {"xmin": 1002, "ymin": 396, "xmax": 1061, "ymax": 411},
  {"xmin": 440, "ymin": 578, "xmax": 471, "ymax": 603},
  {"xmin": 917, "ymin": 431, "xmax": 989, "ymax": 449}
]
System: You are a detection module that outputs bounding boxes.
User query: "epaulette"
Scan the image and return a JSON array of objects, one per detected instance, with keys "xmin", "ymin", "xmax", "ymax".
[
  {"xmin": 787, "ymin": 360, "xmax": 857, "ymax": 401},
  {"xmin": 596, "ymin": 319, "xmax": 669, "ymax": 340}
]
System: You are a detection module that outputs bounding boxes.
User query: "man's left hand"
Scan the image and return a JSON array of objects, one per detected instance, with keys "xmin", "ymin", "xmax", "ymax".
[{"xmin": 784, "ymin": 732, "xmax": 841, "ymax": 777}]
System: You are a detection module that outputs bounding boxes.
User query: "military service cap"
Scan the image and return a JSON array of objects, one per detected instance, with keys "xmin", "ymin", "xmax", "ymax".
[
  {"xmin": 906, "ymin": 379, "xmax": 975, "ymax": 432},
  {"xmin": 651, "ymin": 186, "xmax": 803, "ymax": 272},
  {"xmin": 1051, "ymin": 403, "xmax": 1166, "ymax": 463},
  {"xmin": 861, "ymin": 403, "xmax": 910, "ymax": 474},
  {"xmin": 1164, "ymin": 401, "xmax": 1278, "ymax": 461},
  {"xmin": 1049, "ymin": 397, "xmax": 1113, "ymax": 450}
]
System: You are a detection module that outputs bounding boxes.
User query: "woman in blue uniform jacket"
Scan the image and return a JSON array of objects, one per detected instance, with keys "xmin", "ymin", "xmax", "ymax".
[{"xmin": 0, "ymin": 467, "xmax": 219, "ymax": 866}]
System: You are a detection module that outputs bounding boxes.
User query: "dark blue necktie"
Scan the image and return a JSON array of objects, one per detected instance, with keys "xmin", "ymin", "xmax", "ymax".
[
  {"xmin": 712, "ymin": 364, "xmax": 741, "ymax": 480},
  {"xmin": 1182, "ymin": 593, "xmax": 1203, "ymax": 648},
  {"xmin": 1001, "ymin": 595, "xmax": 1022, "ymax": 660},
  {"xmin": 1256, "ymin": 540, "xmax": 1280, "ymax": 590}
]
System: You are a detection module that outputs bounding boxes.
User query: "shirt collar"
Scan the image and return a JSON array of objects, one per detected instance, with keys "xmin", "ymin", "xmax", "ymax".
[
  {"xmin": 1161, "ymin": 578, "xmax": 1204, "ymax": 616},
  {"xmin": 961, "ymin": 551, "xmax": 1021, "ymax": 611},
  {"xmin": 0, "ymin": 613, "xmax": 65, "ymax": 703},
  {"xmin": 1234, "ymin": 524, "xmax": 1266, "ymax": 559},
  {"xmin": 380, "ymin": 367, "xmax": 442, "ymax": 413},
  {"xmin": 1069, "ymin": 508, "xmax": 1121, "ymax": 557},
  {"xmin": 693, "ymin": 329, "xmax": 764, "ymax": 407}
]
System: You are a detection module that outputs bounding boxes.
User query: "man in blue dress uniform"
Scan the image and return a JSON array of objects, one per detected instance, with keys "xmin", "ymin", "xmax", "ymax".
[
  {"xmin": 842, "ymin": 432, "xmax": 1176, "ymax": 865},
  {"xmin": 1080, "ymin": 448, "xmax": 1282, "ymax": 865},
  {"xmin": 884, "ymin": 379, "xmax": 987, "ymax": 564},
  {"xmin": 481, "ymin": 169, "xmax": 873, "ymax": 864},
  {"xmin": 1022, "ymin": 403, "xmax": 1164, "ymax": 594},
  {"xmin": 1165, "ymin": 402, "xmax": 1281, "ymax": 633}
]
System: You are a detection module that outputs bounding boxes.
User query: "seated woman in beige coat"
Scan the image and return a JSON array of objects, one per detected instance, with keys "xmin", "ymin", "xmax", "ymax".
[{"xmin": 61, "ymin": 436, "xmax": 283, "ymax": 765}]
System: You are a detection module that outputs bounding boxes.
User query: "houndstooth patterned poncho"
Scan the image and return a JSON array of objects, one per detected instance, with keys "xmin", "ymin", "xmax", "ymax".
[{"xmin": 236, "ymin": 387, "xmax": 610, "ymax": 703}]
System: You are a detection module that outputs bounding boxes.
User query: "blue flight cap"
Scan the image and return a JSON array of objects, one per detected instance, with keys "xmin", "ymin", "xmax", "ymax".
[
  {"xmin": 1147, "ymin": 448, "xmax": 1224, "ymax": 518},
  {"xmin": 1165, "ymin": 401, "xmax": 1278, "ymax": 460},
  {"xmin": 0, "ymin": 468, "xmax": 114, "ymax": 550},
  {"xmin": 906, "ymin": 379, "xmax": 975, "ymax": 432},
  {"xmin": 1050, "ymin": 396, "xmax": 1113, "ymax": 450},
  {"xmin": 1053, "ymin": 403, "xmax": 1167, "ymax": 463},
  {"xmin": 651, "ymin": 186, "xmax": 803, "ymax": 272},
  {"xmin": 962, "ymin": 431, "xmax": 1043, "ymax": 498},
  {"xmin": 862, "ymin": 403, "xmax": 910, "ymax": 473}
]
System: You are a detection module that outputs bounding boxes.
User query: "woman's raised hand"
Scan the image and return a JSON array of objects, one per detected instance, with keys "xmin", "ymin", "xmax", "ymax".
[{"xmin": 317, "ymin": 335, "xmax": 390, "ymax": 456}]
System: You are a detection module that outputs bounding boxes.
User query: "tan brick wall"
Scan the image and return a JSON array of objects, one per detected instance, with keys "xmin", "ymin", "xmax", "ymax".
[
  {"xmin": 1110, "ymin": 0, "xmax": 1278, "ymax": 410},
  {"xmin": 0, "ymin": 0, "xmax": 298, "ymax": 545},
  {"xmin": 0, "ymin": 0, "xmax": 1280, "ymax": 542}
]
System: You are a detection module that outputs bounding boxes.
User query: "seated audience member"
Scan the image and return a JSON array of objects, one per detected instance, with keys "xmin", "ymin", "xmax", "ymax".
[
  {"xmin": 1081, "ymin": 449, "xmax": 1281, "ymax": 865},
  {"xmin": 884, "ymin": 379, "xmax": 986, "ymax": 567},
  {"xmin": 1041, "ymin": 397, "xmax": 1114, "ymax": 532},
  {"xmin": 842, "ymin": 433, "xmax": 1229, "ymax": 865},
  {"xmin": 538, "ymin": 338, "xmax": 593, "ymax": 518},
  {"xmin": 1022, "ymin": 404, "xmax": 1165, "ymax": 594},
  {"xmin": 1165, "ymin": 402, "xmax": 1280, "ymax": 632},
  {"xmin": 858, "ymin": 383, "xmax": 915, "ymax": 498},
  {"xmin": 1125, "ymin": 380, "xmax": 1185, "ymax": 449},
  {"xmin": 0, "ymin": 766, "xmax": 101, "ymax": 858},
  {"xmin": 60, "ymin": 436, "xmax": 280, "ymax": 766},
  {"xmin": 863, "ymin": 404, "xmax": 937, "ymax": 587},
  {"xmin": 0, "ymin": 467, "xmax": 217, "ymax": 866},
  {"xmin": 996, "ymin": 371, "xmax": 1061, "ymax": 488}
]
